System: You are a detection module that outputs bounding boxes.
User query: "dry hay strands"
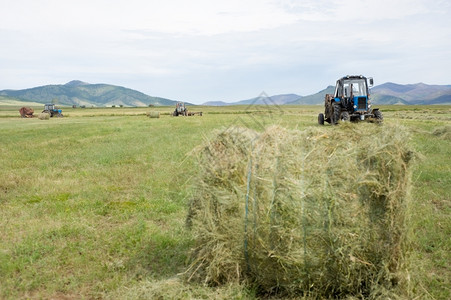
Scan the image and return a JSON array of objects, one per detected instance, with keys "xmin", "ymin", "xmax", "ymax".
[
  {"xmin": 147, "ymin": 111, "xmax": 160, "ymax": 118},
  {"xmin": 432, "ymin": 125, "xmax": 451, "ymax": 141},
  {"xmin": 38, "ymin": 112, "xmax": 50, "ymax": 120},
  {"xmin": 186, "ymin": 123, "xmax": 414, "ymax": 298}
]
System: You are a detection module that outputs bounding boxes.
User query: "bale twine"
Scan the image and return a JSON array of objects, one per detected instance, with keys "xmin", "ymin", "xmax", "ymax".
[
  {"xmin": 186, "ymin": 123, "xmax": 413, "ymax": 298},
  {"xmin": 38, "ymin": 113, "xmax": 50, "ymax": 120},
  {"xmin": 147, "ymin": 111, "xmax": 160, "ymax": 118}
]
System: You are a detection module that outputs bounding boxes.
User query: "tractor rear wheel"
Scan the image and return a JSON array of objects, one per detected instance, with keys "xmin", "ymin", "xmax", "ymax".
[
  {"xmin": 318, "ymin": 113, "xmax": 324, "ymax": 125},
  {"xmin": 332, "ymin": 103, "xmax": 341, "ymax": 125}
]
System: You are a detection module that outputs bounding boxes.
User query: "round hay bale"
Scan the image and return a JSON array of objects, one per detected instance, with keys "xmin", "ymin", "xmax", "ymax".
[
  {"xmin": 147, "ymin": 111, "xmax": 160, "ymax": 118},
  {"xmin": 186, "ymin": 123, "xmax": 413, "ymax": 298},
  {"xmin": 38, "ymin": 112, "xmax": 50, "ymax": 120}
]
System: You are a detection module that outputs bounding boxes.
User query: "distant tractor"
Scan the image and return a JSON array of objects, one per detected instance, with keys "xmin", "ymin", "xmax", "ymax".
[
  {"xmin": 173, "ymin": 102, "xmax": 187, "ymax": 116},
  {"xmin": 172, "ymin": 102, "xmax": 202, "ymax": 116},
  {"xmin": 318, "ymin": 75, "xmax": 382, "ymax": 125},
  {"xmin": 42, "ymin": 103, "xmax": 63, "ymax": 117}
]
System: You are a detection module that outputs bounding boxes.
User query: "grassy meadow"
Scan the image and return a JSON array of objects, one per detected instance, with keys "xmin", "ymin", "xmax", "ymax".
[{"xmin": 0, "ymin": 104, "xmax": 450, "ymax": 299}]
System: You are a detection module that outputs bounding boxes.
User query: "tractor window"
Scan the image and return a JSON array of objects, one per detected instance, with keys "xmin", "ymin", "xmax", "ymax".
[
  {"xmin": 335, "ymin": 84, "xmax": 342, "ymax": 98},
  {"xmin": 343, "ymin": 80, "xmax": 367, "ymax": 97},
  {"xmin": 344, "ymin": 83, "xmax": 356, "ymax": 97}
]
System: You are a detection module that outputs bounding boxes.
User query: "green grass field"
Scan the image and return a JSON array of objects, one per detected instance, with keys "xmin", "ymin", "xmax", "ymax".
[{"xmin": 0, "ymin": 105, "xmax": 450, "ymax": 299}]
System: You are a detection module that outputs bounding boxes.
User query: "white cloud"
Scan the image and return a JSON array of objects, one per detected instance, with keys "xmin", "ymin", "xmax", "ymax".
[
  {"xmin": 1, "ymin": 0, "xmax": 299, "ymax": 35},
  {"xmin": 277, "ymin": 0, "xmax": 441, "ymax": 22}
]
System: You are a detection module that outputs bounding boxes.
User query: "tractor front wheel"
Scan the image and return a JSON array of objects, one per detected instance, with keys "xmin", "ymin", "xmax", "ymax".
[
  {"xmin": 341, "ymin": 111, "xmax": 350, "ymax": 122},
  {"xmin": 374, "ymin": 110, "xmax": 383, "ymax": 121}
]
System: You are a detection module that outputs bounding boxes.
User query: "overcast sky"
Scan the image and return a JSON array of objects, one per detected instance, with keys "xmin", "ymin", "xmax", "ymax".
[{"xmin": 1, "ymin": 0, "xmax": 450, "ymax": 104}]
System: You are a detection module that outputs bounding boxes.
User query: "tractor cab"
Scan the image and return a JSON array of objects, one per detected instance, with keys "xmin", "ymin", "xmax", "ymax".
[
  {"xmin": 44, "ymin": 103, "xmax": 56, "ymax": 111},
  {"xmin": 334, "ymin": 76, "xmax": 373, "ymax": 113}
]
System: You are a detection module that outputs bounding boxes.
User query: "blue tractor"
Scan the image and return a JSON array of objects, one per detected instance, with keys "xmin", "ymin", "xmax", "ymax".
[
  {"xmin": 42, "ymin": 103, "xmax": 63, "ymax": 117},
  {"xmin": 318, "ymin": 75, "xmax": 382, "ymax": 125}
]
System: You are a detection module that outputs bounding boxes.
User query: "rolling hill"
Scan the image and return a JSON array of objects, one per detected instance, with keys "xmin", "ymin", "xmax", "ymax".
[
  {"xmin": 203, "ymin": 94, "xmax": 302, "ymax": 106},
  {"xmin": 0, "ymin": 95, "xmax": 44, "ymax": 106},
  {"xmin": 288, "ymin": 86, "xmax": 335, "ymax": 105},
  {"xmin": 0, "ymin": 80, "xmax": 178, "ymax": 107},
  {"xmin": 369, "ymin": 94, "xmax": 409, "ymax": 105},
  {"xmin": 201, "ymin": 101, "xmax": 231, "ymax": 106},
  {"xmin": 371, "ymin": 82, "xmax": 451, "ymax": 105}
]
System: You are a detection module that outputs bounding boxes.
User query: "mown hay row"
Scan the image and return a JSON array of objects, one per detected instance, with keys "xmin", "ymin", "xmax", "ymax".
[
  {"xmin": 186, "ymin": 123, "xmax": 413, "ymax": 298},
  {"xmin": 432, "ymin": 125, "xmax": 451, "ymax": 140}
]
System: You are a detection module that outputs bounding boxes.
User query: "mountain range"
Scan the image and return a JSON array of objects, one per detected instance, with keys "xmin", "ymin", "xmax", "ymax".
[
  {"xmin": 215, "ymin": 83, "xmax": 451, "ymax": 106},
  {"xmin": 203, "ymin": 93, "xmax": 302, "ymax": 106},
  {"xmin": 0, "ymin": 80, "xmax": 177, "ymax": 107},
  {"xmin": 0, "ymin": 80, "xmax": 450, "ymax": 107},
  {"xmin": 371, "ymin": 82, "xmax": 451, "ymax": 105}
]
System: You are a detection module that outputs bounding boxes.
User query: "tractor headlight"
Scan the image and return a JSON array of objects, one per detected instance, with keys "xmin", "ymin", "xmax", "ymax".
[
  {"xmin": 353, "ymin": 105, "xmax": 357, "ymax": 109},
  {"xmin": 368, "ymin": 104, "xmax": 371, "ymax": 108}
]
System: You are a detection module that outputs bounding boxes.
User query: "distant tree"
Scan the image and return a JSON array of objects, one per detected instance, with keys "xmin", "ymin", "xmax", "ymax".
[
  {"xmin": 112, "ymin": 105, "xmax": 116, "ymax": 108},
  {"xmin": 149, "ymin": 104, "xmax": 154, "ymax": 107},
  {"xmin": 119, "ymin": 104, "xmax": 123, "ymax": 108}
]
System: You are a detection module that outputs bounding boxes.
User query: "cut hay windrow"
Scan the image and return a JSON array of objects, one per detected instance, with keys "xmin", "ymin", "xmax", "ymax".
[
  {"xmin": 186, "ymin": 123, "xmax": 413, "ymax": 298},
  {"xmin": 432, "ymin": 125, "xmax": 451, "ymax": 141}
]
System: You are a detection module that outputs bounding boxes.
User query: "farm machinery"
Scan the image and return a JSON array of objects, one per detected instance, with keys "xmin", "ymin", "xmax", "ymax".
[
  {"xmin": 172, "ymin": 102, "xmax": 202, "ymax": 116},
  {"xmin": 318, "ymin": 75, "xmax": 382, "ymax": 125},
  {"xmin": 173, "ymin": 102, "xmax": 187, "ymax": 116},
  {"xmin": 42, "ymin": 103, "xmax": 63, "ymax": 117},
  {"xmin": 19, "ymin": 107, "xmax": 34, "ymax": 118}
]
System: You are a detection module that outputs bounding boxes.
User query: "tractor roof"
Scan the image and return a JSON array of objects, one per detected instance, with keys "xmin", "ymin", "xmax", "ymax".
[{"xmin": 340, "ymin": 75, "xmax": 367, "ymax": 81}]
